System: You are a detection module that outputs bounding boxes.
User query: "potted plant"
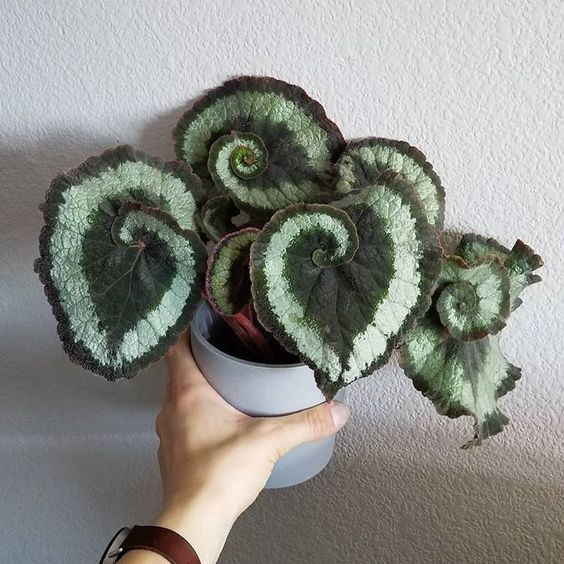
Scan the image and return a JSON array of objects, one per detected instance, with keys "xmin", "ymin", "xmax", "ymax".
[{"xmin": 35, "ymin": 77, "xmax": 542, "ymax": 487}]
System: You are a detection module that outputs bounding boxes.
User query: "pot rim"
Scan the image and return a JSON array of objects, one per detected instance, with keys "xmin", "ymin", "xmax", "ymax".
[{"xmin": 191, "ymin": 301, "xmax": 307, "ymax": 371}]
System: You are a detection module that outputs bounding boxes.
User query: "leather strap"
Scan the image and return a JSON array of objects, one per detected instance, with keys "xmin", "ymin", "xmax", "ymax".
[{"xmin": 117, "ymin": 525, "xmax": 201, "ymax": 563}]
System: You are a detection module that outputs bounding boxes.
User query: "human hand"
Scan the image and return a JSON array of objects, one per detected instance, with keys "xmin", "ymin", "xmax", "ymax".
[{"xmin": 127, "ymin": 330, "xmax": 349, "ymax": 564}]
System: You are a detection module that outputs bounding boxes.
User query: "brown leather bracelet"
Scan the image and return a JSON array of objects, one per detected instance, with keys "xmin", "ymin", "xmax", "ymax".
[{"xmin": 116, "ymin": 525, "xmax": 201, "ymax": 564}]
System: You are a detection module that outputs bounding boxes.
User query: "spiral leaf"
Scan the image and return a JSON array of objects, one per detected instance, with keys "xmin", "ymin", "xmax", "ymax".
[
  {"xmin": 400, "ymin": 235, "xmax": 542, "ymax": 446},
  {"xmin": 400, "ymin": 319, "xmax": 521, "ymax": 448},
  {"xmin": 206, "ymin": 228, "xmax": 260, "ymax": 316},
  {"xmin": 456, "ymin": 234, "xmax": 543, "ymax": 311},
  {"xmin": 174, "ymin": 76, "xmax": 345, "ymax": 215},
  {"xmin": 335, "ymin": 138, "xmax": 445, "ymax": 228},
  {"xmin": 436, "ymin": 257, "xmax": 510, "ymax": 340},
  {"xmin": 34, "ymin": 146, "xmax": 207, "ymax": 379},
  {"xmin": 250, "ymin": 175, "xmax": 441, "ymax": 397},
  {"xmin": 212, "ymin": 131, "xmax": 269, "ymax": 180}
]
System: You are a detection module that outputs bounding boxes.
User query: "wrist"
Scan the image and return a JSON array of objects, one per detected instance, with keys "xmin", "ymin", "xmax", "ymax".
[{"xmin": 153, "ymin": 493, "xmax": 237, "ymax": 564}]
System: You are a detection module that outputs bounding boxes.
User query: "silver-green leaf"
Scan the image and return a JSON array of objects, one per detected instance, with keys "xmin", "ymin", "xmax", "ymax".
[
  {"xmin": 400, "ymin": 235, "xmax": 543, "ymax": 446},
  {"xmin": 174, "ymin": 76, "xmax": 345, "ymax": 215},
  {"xmin": 198, "ymin": 195, "xmax": 242, "ymax": 242},
  {"xmin": 34, "ymin": 146, "xmax": 207, "ymax": 379},
  {"xmin": 206, "ymin": 227, "xmax": 259, "ymax": 316},
  {"xmin": 436, "ymin": 256, "xmax": 510, "ymax": 340},
  {"xmin": 400, "ymin": 319, "xmax": 521, "ymax": 448},
  {"xmin": 456, "ymin": 234, "xmax": 543, "ymax": 311},
  {"xmin": 250, "ymin": 175, "xmax": 441, "ymax": 398},
  {"xmin": 335, "ymin": 138, "xmax": 445, "ymax": 228}
]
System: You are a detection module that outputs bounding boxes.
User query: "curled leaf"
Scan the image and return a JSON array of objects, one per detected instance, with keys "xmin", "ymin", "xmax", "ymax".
[
  {"xmin": 400, "ymin": 319, "xmax": 521, "ymax": 448},
  {"xmin": 436, "ymin": 256, "xmax": 510, "ymax": 340},
  {"xmin": 199, "ymin": 195, "xmax": 242, "ymax": 242},
  {"xmin": 206, "ymin": 227, "xmax": 259, "ymax": 316},
  {"xmin": 456, "ymin": 234, "xmax": 543, "ymax": 311},
  {"xmin": 250, "ymin": 175, "xmax": 441, "ymax": 397},
  {"xmin": 335, "ymin": 138, "xmax": 445, "ymax": 228},
  {"xmin": 34, "ymin": 146, "xmax": 207, "ymax": 379},
  {"xmin": 401, "ymin": 235, "xmax": 543, "ymax": 446},
  {"xmin": 211, "ymin": 131, "xmax": 269, "ymax": 181},
  {"xmin": 174, "ymin": 76, "xmax": 345, "ymax": 214},
  {"xmin": 205, "ymin": 227, "xmax": 294, "ymax": 362}
]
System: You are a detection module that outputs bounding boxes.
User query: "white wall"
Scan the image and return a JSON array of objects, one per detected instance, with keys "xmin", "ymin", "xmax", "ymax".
[{"xmin": 1, "ymin": 1, "xmax": 563, "ymax": 562}]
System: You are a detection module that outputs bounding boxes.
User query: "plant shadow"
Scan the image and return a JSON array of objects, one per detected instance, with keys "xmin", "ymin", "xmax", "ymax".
[
  {"xmin": 3, "ymin": 116, "xmax": 560, "ymax": 564},
  {"xmin": 0, "ymin": 120, "xmax": 195, "ymax": 439}
]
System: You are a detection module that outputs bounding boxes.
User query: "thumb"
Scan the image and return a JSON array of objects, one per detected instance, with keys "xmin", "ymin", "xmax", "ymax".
[{"xmin": 270, "ymin": 401, "xmax": 349, "ymax": 458}]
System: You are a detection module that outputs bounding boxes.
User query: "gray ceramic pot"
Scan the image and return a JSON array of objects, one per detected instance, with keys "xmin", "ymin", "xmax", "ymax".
[{"xmin": 190, "ymin": 302, "xmax": 345, "ymax": 489}]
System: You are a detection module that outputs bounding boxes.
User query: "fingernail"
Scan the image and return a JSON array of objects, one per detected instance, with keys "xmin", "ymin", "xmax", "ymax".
[{"xmin": 330, "ymin": 401, "xmax": 349, "ymax": 430}]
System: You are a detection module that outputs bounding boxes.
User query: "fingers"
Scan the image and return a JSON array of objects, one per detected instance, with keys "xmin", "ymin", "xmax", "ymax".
[
  {"xmin": 267, "ymin": 401, "xmax": 349, "ymax": 458},
  {"xmin": 165, "ymin": 330, "xmax": 207, "ymax": 393},
  {"xmin": 163, "ymin": 329, "xmax": 241, "ymax": 415}
]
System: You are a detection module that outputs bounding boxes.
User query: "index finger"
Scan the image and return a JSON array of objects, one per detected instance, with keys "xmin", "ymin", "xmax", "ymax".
[{"xmin": 165, "ymin": 329, "xmax": 207, "ymax": 392}]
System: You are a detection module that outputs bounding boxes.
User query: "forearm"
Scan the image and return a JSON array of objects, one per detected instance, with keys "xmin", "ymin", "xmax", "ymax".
[
  {"xmin": 115, "ymin": 332, "xmax": 346, "ymax": 563},
  {"xmin": 119, "ymin": 494, "xmax": 237, "ymax": 564}
]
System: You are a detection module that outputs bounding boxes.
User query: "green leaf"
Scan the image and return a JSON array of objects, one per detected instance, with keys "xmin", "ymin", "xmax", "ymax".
[
  {"xmin": 335, "ymin": 138, "xmax": 445, "ymax": 228},
  {"xmin": 199, "ymin": 195, "xmax": 242, "ymax": 242},
  {"xmin": 456, "ymin": 234, "xmax": 543, "ymax": 311},
  {"xmin": 173, "ymin": 76, "xmax": 345, "ymax": 215},
  {"xmin": 212, "ymin": 131, "xmax": 269, "ymax": 181},
  {"xmin": 250, "ymin": 175, "xmax": 441, "ymax": 398},
  {"xmin": 34, "ymin": 146, "xmax": 207, "ymax": 379},
  {"xmin": 206, "ymin": 227, "xmax": 259, "ymax": 316},
  {"xmin": 400, "ymin": 318, "xmax": 521, "ymax": 448},
  {"xmin": 436, "ymin": 256, "xmax": 510, "ymax": 340},
  {"xmin": 400, "ymin": 234, "xmax": 542, "ymax": 446}
]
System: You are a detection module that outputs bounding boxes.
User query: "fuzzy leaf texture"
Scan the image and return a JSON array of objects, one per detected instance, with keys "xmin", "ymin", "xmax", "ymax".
[
  {"xmin": 436, "ymin": 256, "xmax": 510, "ymax": 340},
  {"xmin": 34, "ymin": 146, "xmax": 207, "ymax": 379},
  {"xmin": 199, "ymin": 195, "xmax": 242, "ymax": 242},
  {"xmin": 456, "ymin": 234, "xmax": 543, "ymax": 311},
  {"xmin": 206, "ymin": 227, "xmax": 259, "ymax": 316},
  {"xmin": 205, "ymin": 227, "xmax": 293, "ymax": 361},
  {"xmin": 400, "ymin": 235, "xmax": 543, "ymax": 447},
  {"xmin": 335, "ymin": 138, "xmax": 446, "ymax": 228},
  {"xmin": 173, "ymin": 76, "xmax": 345, "ymax": 215},
  {"xmin": 250, "ymin": 175, "xmax": 441, "ymax": 398},
  {"xmin": 401, "ymin": 320, "xmax": 521, "ymax": 448}
]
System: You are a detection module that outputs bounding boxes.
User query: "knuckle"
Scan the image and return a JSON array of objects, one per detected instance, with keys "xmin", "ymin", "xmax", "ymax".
[
  {"xmin": 306, "ymin": 408, "xmax": 328, "ymax": 439},
  {"xmin": 254, "ymin": 418, "xmax": 277, "ymax": 436},
  {"xmin": 155, "ymin": 411, "xmax": 166, "ymax": 438},
  {"xmin": 168, "ymin": 382, "xmax": 209, "ymax": 412},
  {"xmin": 169, "ymin": 388, "xmax": 195, "ymax": 411},
  {"xmin": 250, "ymin": 418, "xmax": 282, "ymax": 446},
  {"xmin": 252, "ymin": 420, "xmax": 286, "ymax": 460}
]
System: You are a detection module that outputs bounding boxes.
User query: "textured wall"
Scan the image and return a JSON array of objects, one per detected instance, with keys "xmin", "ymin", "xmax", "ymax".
[{"xmin": 1, "ymin": 1, "xmax": 563, "ymax": 562}]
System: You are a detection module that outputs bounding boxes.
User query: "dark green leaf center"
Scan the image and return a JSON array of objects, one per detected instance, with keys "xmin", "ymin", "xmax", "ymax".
[
  {"xmin": 82, "ymin": 209, "xmax": 176, "ymax": 344},
  {"xmin": 229, "ymin": 135, "xmax": 268, "ymax": 180}
]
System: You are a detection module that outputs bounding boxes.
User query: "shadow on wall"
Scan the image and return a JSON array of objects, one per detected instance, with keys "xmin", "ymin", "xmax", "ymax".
[
  {"xmin": 2, "ymin": 113, "xmax": 563, "ymax": 563},
  {"xmin": 222, "ymin": 440, "xmax": 564, "ymax": 564},
  {"xmin": 4, "ymin": 423, "xmax": 562, "ymax": 563},
  {"xmin": 0, "ymin": 432, "xmax": 162, "ymax": 562},
  {"xmin": 0, "ymin": 119, "xmax": 193, "ymax": 557},
  {"xmin": 0, "ymin": 107, "xmax": 194, "ymax": 436}
]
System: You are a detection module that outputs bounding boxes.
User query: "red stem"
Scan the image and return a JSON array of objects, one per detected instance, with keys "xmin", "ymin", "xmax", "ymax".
[{"xmin": 223, "ymin": 303, "xmax": 275, "ymax": 359}]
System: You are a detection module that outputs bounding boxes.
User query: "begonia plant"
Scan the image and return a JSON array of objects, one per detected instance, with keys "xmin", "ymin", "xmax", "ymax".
[{"xmin": 35, "ymin": 76, "xmax": 542, "ymax": 446}]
